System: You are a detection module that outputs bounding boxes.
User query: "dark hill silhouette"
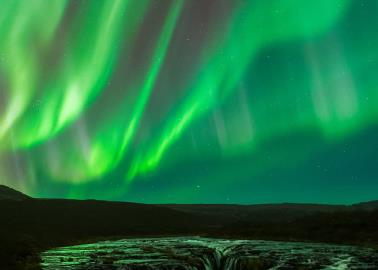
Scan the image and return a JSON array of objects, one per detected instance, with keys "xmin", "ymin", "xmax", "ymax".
[
  {"xmin": 1, "ymin": 185, "xmax": 378, "ymax": 269},
  {"xmin": 353, "ymin": 200, "xmax": 378, "ymax": 210},
  {"xmin": 0, "ymin": 196, "xmax": 205, "ymax": 270},
  {"xmin": 160, "ymin": 203, "xmax": 347, "ymax": 224},
  {"xmin": 0, "ymin": 198, "xmax": 204, "ymax": 243},
  {"xmin": 0, "ymin": 185, "xmax": 30, "ymax": 200}
]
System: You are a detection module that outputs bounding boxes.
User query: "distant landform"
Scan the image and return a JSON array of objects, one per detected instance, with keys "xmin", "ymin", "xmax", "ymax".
[
  {"xmin": 1, "ymin": 185, "xmax": 378, "ymax": 269},
  {"xmin": 0, "ymin": 185, "xmax": 30, "ymax": 201}
]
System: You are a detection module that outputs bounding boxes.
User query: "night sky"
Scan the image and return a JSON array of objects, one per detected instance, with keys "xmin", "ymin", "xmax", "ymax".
[{"xmin": 1, "ymin": 0, "xmax": 378, "ymax": 204}]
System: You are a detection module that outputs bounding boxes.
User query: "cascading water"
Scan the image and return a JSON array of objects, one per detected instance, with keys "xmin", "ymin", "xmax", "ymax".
[{"xmin": 41, "ymin": 237, "xmax": 378, "ymax": 270}]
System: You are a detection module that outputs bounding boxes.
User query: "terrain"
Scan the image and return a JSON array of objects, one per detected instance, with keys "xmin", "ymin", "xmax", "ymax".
[
  {"xmin": 1, "ymin": 185, "xmax": 378, "ymax": 269},
  {"xmin": 41, "ymin": 237, "xmax": 378, "ymax": 269}
]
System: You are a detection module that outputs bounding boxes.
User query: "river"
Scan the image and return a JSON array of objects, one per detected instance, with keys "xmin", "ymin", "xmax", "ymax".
[{"xmin": 41, "ymin": 237, "xmax": 378, "ymax": 269}]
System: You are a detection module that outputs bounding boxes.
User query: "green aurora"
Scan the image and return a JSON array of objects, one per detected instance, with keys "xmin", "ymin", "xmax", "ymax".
[{"xmin": 0, "ymin": 0, "xmax": 377, "ymax": 203}]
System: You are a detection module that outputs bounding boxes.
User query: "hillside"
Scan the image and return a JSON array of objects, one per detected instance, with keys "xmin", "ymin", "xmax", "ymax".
[
  {"xmin": 0, "ymin": 185, "xmax": 30, "ymax": 201},
  {"xmin": 1, "ymin": 186, "xmax": 378, "ymax": 269},
  {"xmin": 160, "ymin": 203, "xmax": 347, "ymax": 224},
  {"xmin": 0, "ymin": 197, "xmax": 205, "ymax": 269}
]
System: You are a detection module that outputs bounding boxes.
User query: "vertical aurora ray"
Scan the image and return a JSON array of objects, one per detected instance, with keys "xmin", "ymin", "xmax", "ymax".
[
  {"xmin": 42, "ymin": 0, "xmax": 183, "ymax": 182},
  {"xmin": 306, "ymin": 40, "xmax": 362, "ymax": 138},
  {"xmin": 1, "ymin": 0, "xmax": 378, "ymax": 203},
  {"xmin": 127, "ymin": 0, "xmax": 351, "ymax": 179},
  {"xmin": 0, "ymin": 0, "xmax": 67, "ymax": 143},
  {"xmin": 118, "ymin": 0, "xmax": 184, "ymax": 160},
  {"xmin": 3, "ymin": 0, "xmax": 140, "ymax": 149}
]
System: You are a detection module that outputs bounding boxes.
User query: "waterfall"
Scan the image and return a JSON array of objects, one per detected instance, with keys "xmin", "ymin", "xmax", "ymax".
[
  {"xmin": 41, "ymin": 237, "xmax": 378, "ymax": 270},
  {"xmin": 223, "ymin": 256, "xmax": 238, "ymax": 270}
]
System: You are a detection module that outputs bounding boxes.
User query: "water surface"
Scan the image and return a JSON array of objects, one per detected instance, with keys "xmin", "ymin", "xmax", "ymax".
[{"xmin": 41, "ymin": 237, "xmax": 378, "ymax": 269}]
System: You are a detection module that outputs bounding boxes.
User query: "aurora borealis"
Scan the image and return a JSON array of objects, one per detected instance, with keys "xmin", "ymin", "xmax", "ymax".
[{"xmin": 1, "ymin": 0, "xmax": 378, "ymax": 203}]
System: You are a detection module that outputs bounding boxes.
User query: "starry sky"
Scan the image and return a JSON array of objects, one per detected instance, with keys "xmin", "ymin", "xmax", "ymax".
[{"xmin": 0, "ymin": 0, "xmax": 377, "ymax": 204}]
